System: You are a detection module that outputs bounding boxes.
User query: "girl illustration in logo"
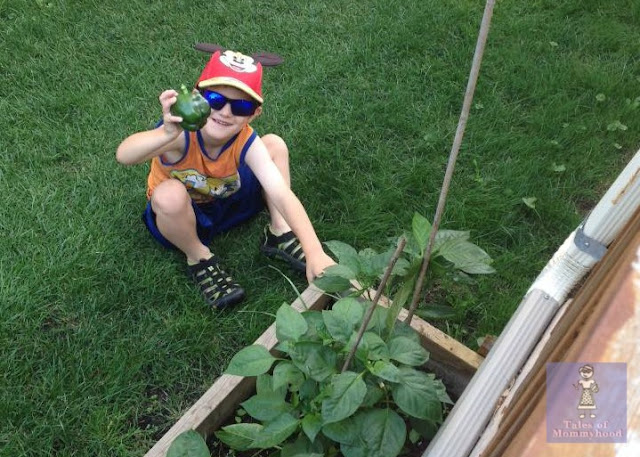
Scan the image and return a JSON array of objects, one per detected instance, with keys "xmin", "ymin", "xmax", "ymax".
[{"xmin": 574, "ymin": 364, "xmax": 599, "ymax": 418}]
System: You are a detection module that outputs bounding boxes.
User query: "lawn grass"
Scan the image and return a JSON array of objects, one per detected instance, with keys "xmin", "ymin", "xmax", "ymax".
[{"xmin": 1, "ymin": 0, "xmax": 639, "ymax": 455}]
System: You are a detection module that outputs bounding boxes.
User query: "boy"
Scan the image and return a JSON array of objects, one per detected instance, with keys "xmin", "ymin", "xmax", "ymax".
[{"xmin": 116, "ymin": 49, "xmax": 334, "ymax": 308}]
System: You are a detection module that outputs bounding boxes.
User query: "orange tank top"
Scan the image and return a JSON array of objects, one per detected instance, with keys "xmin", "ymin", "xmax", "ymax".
[{"xmin": 146, "ymin": 125, "xmax": 256, "ymax": 204}]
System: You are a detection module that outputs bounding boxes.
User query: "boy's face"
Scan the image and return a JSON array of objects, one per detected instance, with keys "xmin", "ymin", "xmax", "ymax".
[{"xmin": 200, "ymin": 85, "xmax": 262, "ymax": 143}]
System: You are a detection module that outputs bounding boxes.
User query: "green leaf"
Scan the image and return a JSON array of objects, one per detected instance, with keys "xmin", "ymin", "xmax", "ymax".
[
  {"xmin": 364, "ymin": 305, "xmax": 389, "ymax": 336},
  {"xmin": 273, "ymin": 361, "xmax": 306, "ymax": 392},
  {"xmin": 434, "ymin": 377, "xmax": 454, "ymax": 404},
  {"xmin": 410, "ymin": 417, "xmax": 440, "ymax": 441},
  {"xmin": 301, "ymin": 413, "xmax": 323, "ymax": 442},
  {"xmin": 289, "ymin": 341, "xmax": 337, "ymax": 382},
  {"xmin": 322, "ymin": 416, "xmax": 360, "ymax": 445},
  {"xmin": 370, "ymin": 250, "xmax": 396, "ymax": 277},
  {"xmin": 256, "ymin": 373, "xmax": 288, "ymax": 402},
  {"xmin": 551, "ymin": 163, "xmax": 566, "ymax": 172},
  {"xmin": 412, "ymin": 212, "xmax": 432, "ymax": 255},
  {"xmin": 241, "ymin": 393, "xmax": 292, "ymax": 421},
  {"xmin": 361, "ymin": 380, "xmax": 384, "ymax": 407},
  {"xmin": 391, "ymin": 321, "xmax": 421, "ymax": 344},
  {"xmin": 225, "ymin": 345, "xmax": 277, "ymax": 376},
  {"xmin": 275, "ymin": 340, "xmax": 293, "ymax": 354},
  {"xmin": 352, "ymin": 408, "xmax": 406, "ymax": 457},
  {"xmin": 341, "ymin": 442, "xmax": 367, "ymax": 457},
  {"xmin": 607, "ymin": 120, "xmax": 628, "ymax": 131},
  {"xmin": 415, "ymin": 304, "xmax": 457, "ymax": 320},
  {"xmin": 313, "ymin": 274, "xmax": 352, "ymax": 293},
  {"xmin": 322, "ymin": 310, "xmax": 353, "ymax": 343},
  {"xmin": 522, "ymin": 196, "xmax": 537, "ymax": 209},
  {"xmin": 433, "ymin": 229, "xmax": 470, "ymax": 253},
  {"xmin": 299, "ymin": 378, "xmax": 319, "ymax": 401},
  {"xmin": 391, "ymin": 366, "xmax": 443, "ymax": 420},
  {"xmin": 401, "ymin": 232, "xmax": 422, "ymax": 257},
  {"xmin": 281, "ymin": 433, "xmax": 325, "ymax": 457},
  {"xmin": 323, "ymin": 264, "xmax": 357, "ymax": 280},
  {"xmin": 345, "ymin": 331, "xmax": 389, "ymax": 363},
  {"xmin": 357, "ymin": 248, "xmax": 394, "ymax": 279},
  {"xmin": 250, "ymin": 413, "xmax": 300, "ymax": 449},
  {"xmin": 276, "ymin": 303, "xmax": 309, "ymax": 342},
  {"xmin": 386, "ymin": 276, "xmax": 415, "ymax": 335},
  {"xmin": 324, "ymin": 240, "xmax": 360, "ymax": 273},
  {"xmin": 321, "ymin": 372, "xmax": 367, "ymax": 424},
  {"xmin": 361, "ymin": 331, "xmax": 389, "ymax": 361},
  {"xmin": 215, "ymin": 423, "xmax": 263, "ymax": 451},
  {"xmin": 167, "ymin": 430, "xmax": 209, "ymax": 457},
  {"xmin": 256, "ymin": 373, "xmax": 273, "ymax": 395},
  {"xmin": 349, "ymin": 331, "xmax": 389, "ymax": 361},
  {"xmin": 332, "ymin": 297, "xmax": 365, "ymax": 327},
  {"xmin": 388, "ymin": 336, "xmax": 429, "ymax": 366},
  {"xmin": 436, "ymin": 238, "xmax": 496, "ymax": 275},
  {"xmin": 370, "ymin": 360, "xmax": 401, "ymax": 382},
  {"xmin": 301, "ymin": 311, "xmax": 326, "ymax": 340}
]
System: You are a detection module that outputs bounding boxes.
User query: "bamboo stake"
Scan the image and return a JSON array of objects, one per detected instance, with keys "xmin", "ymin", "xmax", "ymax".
[
  {"xmin": 341, "ymin": 237, "xmax": 406, "ymax": 372},
  {"xmin": 405, "ymin": 0, "xmax": 496, "ymax": 324}
]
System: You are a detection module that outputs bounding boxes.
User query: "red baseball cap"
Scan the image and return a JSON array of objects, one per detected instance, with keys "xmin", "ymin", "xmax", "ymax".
[{"xmin": 196, "ymin": 50, "xmax": 263, "ymax": 104}]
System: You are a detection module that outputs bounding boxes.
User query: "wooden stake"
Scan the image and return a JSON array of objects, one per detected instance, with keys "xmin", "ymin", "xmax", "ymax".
[
  {"xmin": 341, "ymin": 237, "xmax": 406, "ymax": 372},
  {"xmin": 406, "ymin": 0, "xmax": 496, "ymax": 324}
]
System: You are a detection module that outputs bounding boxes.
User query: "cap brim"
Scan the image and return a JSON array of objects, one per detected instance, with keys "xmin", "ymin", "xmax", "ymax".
[{"xmin": 197, "ymin": 77, "xmax": 263, "ymax": 104}]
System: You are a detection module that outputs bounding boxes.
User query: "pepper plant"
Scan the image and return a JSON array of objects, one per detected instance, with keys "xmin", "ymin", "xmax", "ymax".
[{"xmin": 209, "ymin": 212, "xmax": 494, "ymax": 456}]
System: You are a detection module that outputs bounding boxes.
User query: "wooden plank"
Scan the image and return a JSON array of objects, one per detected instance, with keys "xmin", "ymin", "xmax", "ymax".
[
  {"xmin": 477, "ymin": 335, "xmax": 497, "ymax": 358},
  {"xmin": 144, "ymin": 285, "xmax": 330, "ymax": 457}
]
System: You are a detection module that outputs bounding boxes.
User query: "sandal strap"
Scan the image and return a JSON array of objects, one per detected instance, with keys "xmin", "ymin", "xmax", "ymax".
[
  {"xmin": 269, "ymin": 231, "xmax": 305, "ymax": 261},
  {"xmin": 188, "ymin": 256, "xmax": 244, "ymax": 308}
]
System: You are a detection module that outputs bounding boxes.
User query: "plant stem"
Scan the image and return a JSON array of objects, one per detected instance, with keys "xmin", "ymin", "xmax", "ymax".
[
  {"xmin": 341, "ymin": 237, "xmax": 406, "ymax": 372},
  {"xmin": 405, "ymin": 0, "xmax": 495, "ymax": 324}
]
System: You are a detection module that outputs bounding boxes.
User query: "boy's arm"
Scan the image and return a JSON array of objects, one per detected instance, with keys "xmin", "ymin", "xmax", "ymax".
[
  {"xmin": 116, "ymin": 125, "xmax": 183, "ymax": 165},
  {"xmin": 116, "ymin": 89, "xmax": 185, "ymax": 165},
  {"xmin": 244, "ymin": 138, "xmax": 334, "ymax": 281}
]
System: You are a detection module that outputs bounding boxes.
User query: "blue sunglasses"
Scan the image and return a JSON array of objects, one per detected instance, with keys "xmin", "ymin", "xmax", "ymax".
[{"xmin": 201, "ymin": 90, "xmax": 260, "ymax": 117}]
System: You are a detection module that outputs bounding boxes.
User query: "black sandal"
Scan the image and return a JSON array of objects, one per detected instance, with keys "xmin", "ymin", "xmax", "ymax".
[
  {"xmin": 259, "ymin": 226, "xmax": 306, "ymax": 273},
  {"xmin": 188, "ymin": 256, "xmax": 245, "ymax": 309}
]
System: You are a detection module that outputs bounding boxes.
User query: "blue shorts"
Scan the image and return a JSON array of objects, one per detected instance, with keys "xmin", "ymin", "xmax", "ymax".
[{"xmin": 142, "ymin": 161, "xmax": 265, "ymax": 249}]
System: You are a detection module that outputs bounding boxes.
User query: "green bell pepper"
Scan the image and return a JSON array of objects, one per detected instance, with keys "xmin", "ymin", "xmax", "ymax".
[{"xmin": 170, "ymin": 85, "xmax": 211, "ymax": 131}]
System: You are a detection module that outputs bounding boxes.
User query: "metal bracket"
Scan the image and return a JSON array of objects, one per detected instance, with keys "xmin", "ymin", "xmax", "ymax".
[{"xmin": 574, "ymin": 222, "xmax": 607, "ymax": 260}]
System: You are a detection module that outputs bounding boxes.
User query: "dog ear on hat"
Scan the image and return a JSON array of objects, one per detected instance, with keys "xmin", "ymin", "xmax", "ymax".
[{"xmin": 193, "ymin": 43, "xmax": 284, "ymax": 67}]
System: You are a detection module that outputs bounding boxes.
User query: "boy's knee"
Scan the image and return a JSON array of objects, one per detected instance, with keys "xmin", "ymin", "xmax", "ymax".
[
  {"xmin": 151, "ymin": 180, "xmax": 190, "ymax": 215},
  {"xmin": 262, "ymin": 134, "xmax": 288, "ymax": 159}
]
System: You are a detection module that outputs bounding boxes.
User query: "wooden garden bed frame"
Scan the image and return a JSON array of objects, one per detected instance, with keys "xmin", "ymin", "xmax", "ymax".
[{"xmin": 144, "ymin": 285, "xmax": 484, "ymax": 457}]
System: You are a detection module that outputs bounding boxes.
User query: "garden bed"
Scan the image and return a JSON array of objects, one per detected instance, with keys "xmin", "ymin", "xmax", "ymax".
[{"xmin": 144, "ymin": 285, "xmax": 483, "ymax": 457}]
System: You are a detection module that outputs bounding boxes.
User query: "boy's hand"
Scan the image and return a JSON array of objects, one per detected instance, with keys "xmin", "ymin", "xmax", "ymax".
[
  {"xmin": 306, "ymin": 252, "xmax": 336, "ymax": 284},
  {"xmin": 159, "ymin": 89, "xmax": 184, "ymax": 137}
]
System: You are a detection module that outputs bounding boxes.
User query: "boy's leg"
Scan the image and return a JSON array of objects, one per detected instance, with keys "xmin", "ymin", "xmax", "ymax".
[
  {"xmin": 150, "ymin": 179, "xmax": 212, "ymax": 264},
  {"xmin": 150, "ymin": 179, "xmax": 245, "ymax": 308},
  {"xmin": 259, "ymin": 134, "xmax": 306, "ymax": 272}
]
